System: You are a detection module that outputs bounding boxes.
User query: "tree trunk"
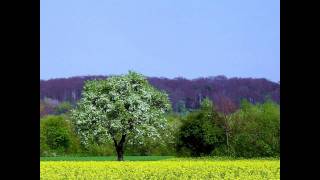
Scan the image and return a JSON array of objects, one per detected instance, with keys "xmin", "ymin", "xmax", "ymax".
[
  {"xmin": 113, "ymin": 134, "xmax": 126, "ymax": 161},
  {"xmin": 116, "ymin": 145, "xmax": 124, "ymax": 161},
  {"xmin": 226, "ymin": 131, "xmax": 229, "ymax": 147},
  {"xmin": 224, "ymin": 115, "xmax": 230, "ymax": 152}
]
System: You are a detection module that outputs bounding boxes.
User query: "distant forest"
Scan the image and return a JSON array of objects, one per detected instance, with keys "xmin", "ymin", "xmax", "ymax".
[{"xmin": 40, "ymin": 75, "xmax": 279, "ymax": 113}]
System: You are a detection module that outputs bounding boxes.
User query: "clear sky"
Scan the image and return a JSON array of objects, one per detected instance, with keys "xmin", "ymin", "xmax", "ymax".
[{"xmin": 41, "ymin": 0, "xmax": 279, "ymax": 82}]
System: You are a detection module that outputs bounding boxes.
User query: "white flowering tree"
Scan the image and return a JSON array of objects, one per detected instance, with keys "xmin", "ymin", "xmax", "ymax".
[{"xmin": 71, "ymin": 71, "xmax": 171, "ymax": 160}]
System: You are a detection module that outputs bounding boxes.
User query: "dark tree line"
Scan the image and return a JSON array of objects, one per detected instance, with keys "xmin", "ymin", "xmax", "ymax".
[{"xmin": 40, "ymin": 75, "xmax": 279, "ymax": 113}]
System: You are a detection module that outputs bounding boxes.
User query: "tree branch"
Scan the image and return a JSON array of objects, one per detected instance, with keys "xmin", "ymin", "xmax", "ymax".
[
  {"xmin": 119, "ymin": 134, "xmax": 126, "ymax": 145},
  {"xmin": 112, "ymin": 137, "xmax": 118, "ymax": 147}
]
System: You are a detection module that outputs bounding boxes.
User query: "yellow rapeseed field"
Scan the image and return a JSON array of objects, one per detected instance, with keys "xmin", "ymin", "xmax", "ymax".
[{"xmin": 40, "ymin": 159, "xmax": 280, "ymax": 180}]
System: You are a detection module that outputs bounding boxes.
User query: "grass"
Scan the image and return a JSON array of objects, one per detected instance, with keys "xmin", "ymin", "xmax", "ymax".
[
  {"xmin": 40, "ymin": 155, "xmax": 175, "ymax": 161},
  {"xmin": 40, "ymin": 155, "xmax": 279, "ymax": 161}
]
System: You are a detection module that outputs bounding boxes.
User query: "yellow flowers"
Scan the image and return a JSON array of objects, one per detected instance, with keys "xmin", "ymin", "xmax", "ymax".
[{"xmin": 40, "ymin": 159, "xmax": 280, "ymax": 180}]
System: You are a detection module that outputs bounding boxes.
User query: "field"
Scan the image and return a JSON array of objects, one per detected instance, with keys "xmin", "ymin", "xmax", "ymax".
[
  {"xmin": 41, "ymin": 156, "xmax": 174, "ymax": 161},
  {"xmin": 40, "ymin": 156, "xmax": 280, "ymax": 179}
]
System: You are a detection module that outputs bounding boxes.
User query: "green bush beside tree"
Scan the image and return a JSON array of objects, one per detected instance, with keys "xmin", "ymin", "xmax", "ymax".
[
  {"xmin": 176, "ymin": 98, "xmax": 225, "ymax": 156},
  {"xmin": 228, "ymin": 100, "xmax": 280, "ymax": 157},
  {"xmin": 40, "ymin": 115, "xmax": 80, "ymax": 156}
]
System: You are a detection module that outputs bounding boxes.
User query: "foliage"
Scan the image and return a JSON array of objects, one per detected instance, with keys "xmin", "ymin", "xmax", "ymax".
[
  {"xmin": 124, "ymin": 113, "xmax": 180, "ymax": 156},
  {"xmin": 229, "ymin": 100, "xmax": 280, "ymax": 157},
  {"xmin": 40, "ymin": 99, "xmax": 280, "ymax": 158},
  {"xmin": 54, "ymin": 101, "xmax": 73, "ymax": 115},
  {"xmin": 40, "ymin": 127, "xmax": 49, "ymax": 155},
  {"xmin": 40, "ymin": 72, "xmax": 279, "ymax": 158},
  {"xmin": 71, "ymin": 71, "xmax": 171, "ymax": 160},
  {"xmin": 40, "ymin": 99, "xmax": 56, "ymax": 118},
  {"xmin": 176, "ymin": 98, "xmax": 225, "ymax": 156},
  {"xmin": 79, "ymin": 143, "xmax": 114, "ymax": 156},
  {"xmin": 175, "ymin": 100, "xmax": 189, "ymax": 115},
  {"xmin": 40, "ymin": 115, "xmax": 80, "ymax": 156},
  {"xmin": 41, "ymin": 159, "xmax": 280, "ymax": 179},
  {"xmin": 41, "ymin": 75, "xmax": 280, "ymax": 113}
]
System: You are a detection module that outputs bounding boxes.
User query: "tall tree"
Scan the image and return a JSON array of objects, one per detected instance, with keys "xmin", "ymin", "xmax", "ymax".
[
  {"xmin": 215, "ymin": 95, "xmax": 236, "ymax": 152},
  {"xmin": 71, "ymin": 71, "xmax": 171, "ymax": 160}
]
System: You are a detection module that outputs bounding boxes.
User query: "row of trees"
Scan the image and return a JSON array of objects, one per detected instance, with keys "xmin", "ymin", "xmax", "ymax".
[
  {"xmin": 40, "ymin": 99, "xmax": 279, "ymax": 158},
  {"xmin": 41, "ymin": 75, "xmax": 280, "ymax": 111},
  {"xmin": 40, "ymin": 114, "xmax": 175, "ymax": 157},
  {"xmin": 40, "ymin": 98, "xmax": 73, "ymax": 118},
  {"xmin": 176, "ymin": 98, "xmax": 279, "ymax": 157},
  {"xmin": 40, "ymin": 72, "xmax": 279, "ymax": 160}
]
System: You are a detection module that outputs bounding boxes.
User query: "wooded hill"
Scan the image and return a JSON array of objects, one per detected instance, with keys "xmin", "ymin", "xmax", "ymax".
[{"xmin": 40, "ymin": 75, "xmax": 279, "ymax": 113}]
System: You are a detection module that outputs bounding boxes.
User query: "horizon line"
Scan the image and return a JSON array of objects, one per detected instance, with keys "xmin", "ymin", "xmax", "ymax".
[{"xmin": 40, "ymin": 74, "xmax": 279, "ymax": 83}]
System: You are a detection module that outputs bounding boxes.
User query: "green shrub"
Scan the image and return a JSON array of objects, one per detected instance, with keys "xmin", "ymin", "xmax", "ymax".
[
  {"xmin": 54, "ymin": 101, "xmax": 73, "ymax": 115},
  {"xmin": 176, "ymin": 98, "xmax": 225, "ymax": 156},
  {"xmin": 40, "ymin": 115, "xmax": 81, "ymax": 156},
  {"xmin": 40, "ymin": 127, "xmax": 49, "ymax": 155},
  {"xmin": 211, "ymin": 145, "xmax": 236, "ymax": 157},
  {"xmin": 229, "ymin": 100, "xmax": 280, "ymax": 157},
  {"xmin": 125, "ymin": 137, "xmax": 174, "ymax": 156}
]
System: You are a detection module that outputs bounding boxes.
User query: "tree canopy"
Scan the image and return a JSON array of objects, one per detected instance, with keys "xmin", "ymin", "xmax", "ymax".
[
  {"xmin": 71, "ymin": 71, "xmax": 171, "ymax": 160},
  {"xmin": 176, "ymin": 98, "xmax": 225, "ymax": 156}
]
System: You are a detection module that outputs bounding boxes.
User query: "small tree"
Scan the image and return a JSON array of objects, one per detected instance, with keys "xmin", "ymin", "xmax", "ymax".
[
  {"xmin": 176, "ymin": 98, "xmax": 225, "ymax": 156},
  {"xmin": 215, "ymin": 95, "xmax": 236, "ymax": 154},
  {"xmin": 40, "ymin": 115, "xmax": 72, "ymax": 155},
  {"xmin": 176, "ymin": 100, "xmax": 188, "ymax": 116},
  {"xmin": 229, "ymin": 100, "xmax": 280, "ymax": 157},
  {"xmin": 40, "ymin": 100, "xmax": 55, "ymax": 118},
  {"xmin": 54, "ymin": 101, "xmax": 73, "ymax": 115},
  {"xmin": 71, "ymin": 71, "xmax": 171, "ymax": 161}
]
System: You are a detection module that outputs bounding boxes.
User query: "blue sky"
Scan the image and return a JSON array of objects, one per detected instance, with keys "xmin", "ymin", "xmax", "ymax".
[{"xmin": 41, "ymin": 0, "xmax": 279, "ymax": 82}]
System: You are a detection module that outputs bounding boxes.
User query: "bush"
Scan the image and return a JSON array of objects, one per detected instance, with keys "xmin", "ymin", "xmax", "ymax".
[
  {"xmin": 40, "ymin": 128, "xmax": 49, "ymax": 156},
  {"xmin": 211, "ymin": 145, "xmax": 236, "ymax": 157},
  {"xmin": 176, "ymin": 98, "xmax": 225, "ymax": 156},
  {"xmin": 40, "ymin": 115, "xmax": 80, "ymax": 156},
  {"xmin": 229, "ymin": 100, "xmax": 280, "ymax": 157},
  {"xmin": 124, "ymin": 136, "xmax": 174, "ymax": 156},
  {"xmin": 54, "ymin": 101, "xmax": 73, "ymax": 115}
]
